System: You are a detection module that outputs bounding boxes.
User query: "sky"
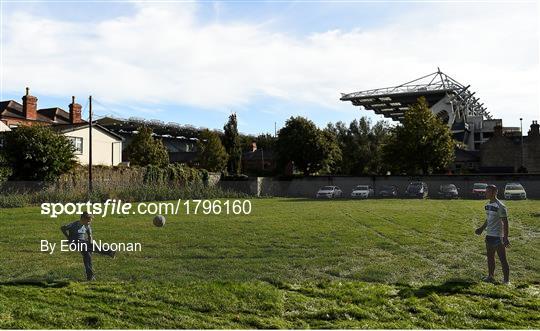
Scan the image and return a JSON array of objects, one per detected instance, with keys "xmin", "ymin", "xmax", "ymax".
[{"xmin": 1, "ymin": 1, "xmax": 538, "ymax": 135}]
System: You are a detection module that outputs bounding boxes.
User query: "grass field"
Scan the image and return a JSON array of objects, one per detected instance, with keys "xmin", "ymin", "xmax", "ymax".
[{"xmin": 0, "ymin": 198, "xmax": 539, "ymax": 328}]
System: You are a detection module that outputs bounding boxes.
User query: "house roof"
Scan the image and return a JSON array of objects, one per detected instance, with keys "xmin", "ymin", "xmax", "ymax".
[
  {"xmin": 52, "ymin": 123, "xmax": 125, "ymax": 141},
  {"xmin": 0, "ymin": 100, "xmax": 24, "ymax": 119},
  {"xmin": 0, "ymin": 100, "xmax": 81, "ymax": 124}
]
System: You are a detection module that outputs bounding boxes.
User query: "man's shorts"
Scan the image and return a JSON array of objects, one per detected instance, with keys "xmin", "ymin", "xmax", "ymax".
[{"xmin": 485, "ymin": 236, "xmax": 503, "ymax": 248}]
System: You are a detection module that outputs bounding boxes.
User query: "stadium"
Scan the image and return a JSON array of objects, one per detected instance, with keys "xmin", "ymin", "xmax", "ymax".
[{"xmin": 340, "ymin": 69, "xmax": 506, "ymax": 151}]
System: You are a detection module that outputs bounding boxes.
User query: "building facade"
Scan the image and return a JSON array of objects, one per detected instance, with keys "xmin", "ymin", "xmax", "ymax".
[
  {"xmin": 480, "ymin": 122, "xmax": 540, "ymax": 173},
  {"xmin": 1, "ymin": 88, "xmax": 124, "ymax": 166}
]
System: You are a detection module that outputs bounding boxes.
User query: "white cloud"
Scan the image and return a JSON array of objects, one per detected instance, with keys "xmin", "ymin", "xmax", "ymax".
[{"xmin": 2, "ymin": 2, "xmax": 538, "ymax": 126}]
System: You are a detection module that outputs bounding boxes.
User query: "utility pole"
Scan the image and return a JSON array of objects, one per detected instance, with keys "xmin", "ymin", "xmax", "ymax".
[
  {"xmin": 89, "ymin": 95, "xmax": 93, "ymax": 194},
  {"xmin": 520, "ymin": 118, "xmax": 524, "ymax": 172},
  {"xmin": 274, "ymin": 122, "xmax": 277, "ymax": 137}
]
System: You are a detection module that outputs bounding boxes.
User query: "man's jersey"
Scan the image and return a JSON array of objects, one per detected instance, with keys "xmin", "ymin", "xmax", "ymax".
[
  {"xmin": 63, "ymin": 221, "xmax": 92, "ymax": 241},
  {"xmin": 485, "ymin": 199, "xmax": 508, "ymax": 237}
]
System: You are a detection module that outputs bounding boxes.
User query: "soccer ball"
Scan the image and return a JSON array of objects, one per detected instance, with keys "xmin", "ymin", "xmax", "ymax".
[{"xmin": 153, "ymin": 215, "xmax": 166, "ymax": 227}]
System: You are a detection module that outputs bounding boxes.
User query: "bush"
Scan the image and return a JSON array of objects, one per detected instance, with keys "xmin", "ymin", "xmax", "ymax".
[
  {"xmin": 2, "ymin": 125, "xmax": 76, "ymax": 181},
  {"xmin": 0, "ymin": 163, "xmax": 248, "ymax": 208}
]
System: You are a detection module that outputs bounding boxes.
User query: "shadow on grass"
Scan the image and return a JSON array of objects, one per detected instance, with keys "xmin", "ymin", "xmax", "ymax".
[
  {"xmin": 398, "ymin": 280, "xmax": 475, "ymax": 298},
  {"xmin": 0, "ymin": 278, "xmax": 71, "ymax": 288}
]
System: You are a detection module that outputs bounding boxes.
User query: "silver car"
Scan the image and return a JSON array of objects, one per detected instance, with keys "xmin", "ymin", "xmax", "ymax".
[
  {"xmin": 504, "ymin": 183, "xmax": 527, "ymax": 200},
  {"xmin": 351, "ymin": 185, "xmax": 374, "ymax": 199},
  {"xmin": 316, "ymin": 186, "xmax": 343, "ymax": 199}
]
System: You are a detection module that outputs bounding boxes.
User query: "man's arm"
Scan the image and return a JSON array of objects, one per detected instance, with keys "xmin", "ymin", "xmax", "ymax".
[
  {"xmin": 60, "ymin": 224, "xmax": 70, "ymax": 238},
  {"xmin": 502, "ymin": 217, "xmax": 510, "ymax": 247},
  {"xmin": 87, "ymin": 225, "xmax": 93, "ymax": 243},
  {"xmin": 499, "ymin": 203, "xmax": 509, "ymax": 247},
  {"xmin": 475, "ymin": 221, "xmax": 487, "ymax": 235}
]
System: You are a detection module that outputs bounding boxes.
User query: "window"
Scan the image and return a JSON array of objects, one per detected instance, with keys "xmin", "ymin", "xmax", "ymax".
[{"xmin": 67, "ymin": 136, "xmax": 83, "ymax": 155}]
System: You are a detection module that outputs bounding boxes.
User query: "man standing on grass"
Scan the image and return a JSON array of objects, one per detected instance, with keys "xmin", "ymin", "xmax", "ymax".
[
  {"xmin": 60, "ymin": 211, "xmax": 115, "ymax": 281},
  {"xmin": 475, "ymin": 185, "xmax": 510, "ymax": 284}
]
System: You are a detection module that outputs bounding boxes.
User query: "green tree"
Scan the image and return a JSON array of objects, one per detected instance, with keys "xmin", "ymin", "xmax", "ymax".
[
  {"xmin": 223, "ymin": 113, "xmax": 242, "ymax": 175},
  {"xmin": 275, "ymin": 116, "xmax": 339, "ymax": 175},
  {"xmin": 320, "ymin": 128, "xmax": 342, "ymax": 174},
  {"xmin": 327, "ymin": 117, "xmax": 390, "ymax": 175},
  {"xmin": 197, "ymin": 129, "xmax": 228, "ymax": 172},
  {"xmin": 382, "ymin": 97, "xmax": 455, "ymax": 174},
  {"xmin": 2, "ymin": 125, "xmax": 75, "ymax": 181},
  {"xmin": 126, "ymin": 126, "xmax": 169, "ymax": 167},
  {"xmin": 240, "ymin": 133, "xmax": 276, "ymax": 152}
]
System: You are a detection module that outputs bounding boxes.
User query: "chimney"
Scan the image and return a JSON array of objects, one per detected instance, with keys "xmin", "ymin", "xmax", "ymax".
[
  {"xmin": 69, "ymin": 96, "xmax": 82, "ymax": 124},
  {"xmin": 251, "ymin": 141, "xmax": 257, "ymax": 152},
  {"xmin": 493, "ymin": 125, "xmax": 503, "ymax": 137},
  {"xmin": 529, "ymin": 120, "xmax": 539, "ymax": 137},
  {"xmin": 22, "ymin": 87, "xmax": 38, "ymax": 120}
]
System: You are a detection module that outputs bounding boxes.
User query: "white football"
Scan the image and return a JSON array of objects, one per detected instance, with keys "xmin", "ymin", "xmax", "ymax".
[{"xmin": 153, "ymin": 215, "xmax": 166, "ymax": 227}]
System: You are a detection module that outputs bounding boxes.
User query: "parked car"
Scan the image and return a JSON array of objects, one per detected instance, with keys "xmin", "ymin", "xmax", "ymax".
[
  {"xmin": 351, "ymin": 185, "xmax": 374, "ymax": 199},
  {"xmin": 438, "ymin": 184, "xmax": 459, "ymax": 199},
  {"xmin": 471, "ymin": 183, "xmax": 488, "ymax": 199},
  {"xmin": 405, "ymin": 182, "xmax": 428, "ymax": 198},
  {"xmin": 316, "ymin": 186, "xmax": 342, "ymax": 199},
  {"xmin": 378, "ymin": 185, "xmax": 398, "ymax": 198},
  {"xmin": 504, "ymin": 183, "xmax": 527, "ymax": 200}
]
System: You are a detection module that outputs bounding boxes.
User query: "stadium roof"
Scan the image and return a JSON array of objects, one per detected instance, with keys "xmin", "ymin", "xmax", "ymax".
[{"xmin": 340, "ymin": 69, "xmax": 491, "ymax": 123}]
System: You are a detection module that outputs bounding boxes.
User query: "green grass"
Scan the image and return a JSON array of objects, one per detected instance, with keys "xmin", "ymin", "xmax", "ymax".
[{"xmin": 0, "ymin": 199, "xmax": 539, "ymax": 328}]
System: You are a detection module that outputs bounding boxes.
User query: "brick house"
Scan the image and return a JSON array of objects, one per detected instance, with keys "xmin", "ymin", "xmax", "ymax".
[
  {"xmin": 1, "ymin": 88, "xmax": 124, "ymax": 166},
  {"xmin": 0, "ymin": 88, "xmax": 84, "ymax": 127},
  {"xmin": 480, "ymin": 122, "xmax": 540, "ymax": 173}
]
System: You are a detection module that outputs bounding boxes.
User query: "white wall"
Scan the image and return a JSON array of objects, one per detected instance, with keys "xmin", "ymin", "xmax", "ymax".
[
  {"xmin": 0, "ymin": 121, "xmax": 11, "ymax": 132},
  {"xmin": 63, "ymin": 127, "xmax": 123, "ymax": 166}
]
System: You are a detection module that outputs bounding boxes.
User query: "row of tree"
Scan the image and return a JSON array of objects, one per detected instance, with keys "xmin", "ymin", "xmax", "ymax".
[
  {"xmin": 273, "ymin": 97, "xmax": 455, "ymax": 175},
  {"xmin": 0, "ymin": 97, "xmax": 455, "ymax": 181},
  {"xmin": 114, "ymin": 97, "xmax": 457, "ymax": 176}
]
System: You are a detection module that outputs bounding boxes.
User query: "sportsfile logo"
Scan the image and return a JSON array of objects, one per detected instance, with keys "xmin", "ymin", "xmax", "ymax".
[{"xmin": 41, "ymin": 199, "xmax": 252, "ymax": 218}]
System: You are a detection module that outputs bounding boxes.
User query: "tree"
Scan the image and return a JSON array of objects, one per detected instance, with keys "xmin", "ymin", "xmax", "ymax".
[
  {"xmin": 197, "ymin": 129, "xmax": 228, "ymax": 172},
  {"xmin": 382, "ymin": 97, "xmax": 455, "ymax": 175},
  {"xmin": 126, "ymin": 126, "xmax": 169, "ymax": 167},
  {"xmin": 275, "ymin": 116, "xmax": 339, "ymax": 175},
  {"xmin": 223, "ymin": 113, "xmax": 242, "ymax": 175},
  {"xmin": 254, "ymin": 133, "xmax": 277, "ymax": 151},
  {"xmin": 327, "ymin": 117, "xmax": 390, "ymax": 175},
  {"xmin": 240, "ymin": 133, "xmax": 276, "ymax": 152},
  {"xmin": 320, "ymin": 128, "xmax": 342, "ymax": 174},
  {"xmin": 2, "ymin": 125, "xmax": 76, "ymax": 181}
]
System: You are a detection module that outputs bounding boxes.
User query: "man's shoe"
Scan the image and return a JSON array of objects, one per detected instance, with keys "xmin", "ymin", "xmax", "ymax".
[
  {"xmin": 109, "ymin": 250, "xmax": 116, "ymax": 259},
  {"xmin": 86, "ymin": 276, "xmax": 96, "ymax": 282},
  {"xmin": 502, "ymin": 280, "xmax": 511, "ymax": 286},
  {"xmin": 482, "ymin": 276, "xmax": 495, "ymax": 283}
]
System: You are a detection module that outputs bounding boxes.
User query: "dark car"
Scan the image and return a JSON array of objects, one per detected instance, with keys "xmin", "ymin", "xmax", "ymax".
[
  {"xmin": 378, "ymin": 185, "xmax": 398, "ymax": 198},
  {"xmin": 471, "ymin": 183, "xmax": 488, "ymax": 199},
  {"xmin": 438, "ymin": 184, "xmax": 459, "ymax": 199},
  {"xmin": 405, "ymin": 182, "xmax": 428, "ymax": 198}
]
